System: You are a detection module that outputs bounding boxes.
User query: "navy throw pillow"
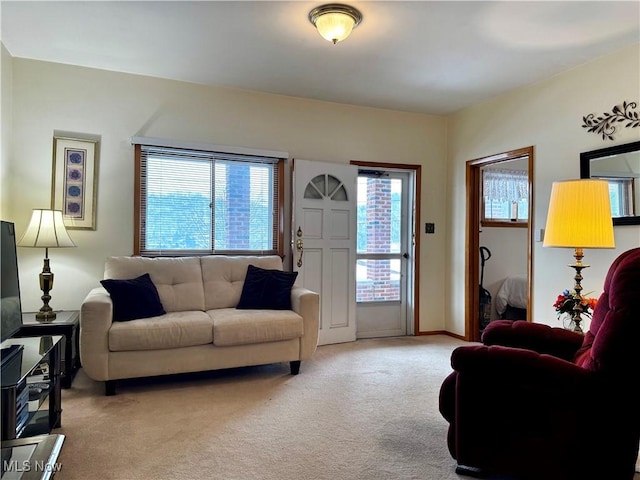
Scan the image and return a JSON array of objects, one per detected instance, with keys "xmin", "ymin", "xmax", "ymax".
[
  {"xmin": 100, "ymin": 273, "xmax": 166, "ymax": 322},
  {"xmin": 237, "ymin": 265, "xmax": 298, "ymax": 310}
]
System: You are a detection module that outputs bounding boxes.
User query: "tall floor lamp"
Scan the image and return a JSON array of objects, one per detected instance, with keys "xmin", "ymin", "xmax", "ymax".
[
  {"xmin": 543, "ymin": 179, "xmax": 615, "ymax": 333},
  {"xmin": 17, "ymin": 209, "xmax": 76, "ymax": 322}
]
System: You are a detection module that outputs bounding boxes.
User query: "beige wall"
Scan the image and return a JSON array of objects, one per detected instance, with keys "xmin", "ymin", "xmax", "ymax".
[
  {"xmin": 3, "ymin": 44, "xmax": 639, "ymax": 338},
  {"xmin": 3, "ymin": 57, "xmax": 448, "ymax": 331},
  {"xmin": 447, "ymin": 44, "xmax": 640, "ymax": 336}
]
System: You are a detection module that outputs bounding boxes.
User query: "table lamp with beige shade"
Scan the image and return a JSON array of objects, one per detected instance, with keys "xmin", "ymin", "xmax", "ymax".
[{"xmin": 18, "ymin": 209, "xmax": 76, "ymax": 322}]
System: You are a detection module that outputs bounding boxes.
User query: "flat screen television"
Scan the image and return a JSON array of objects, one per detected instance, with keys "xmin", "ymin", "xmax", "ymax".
[{"xmin": 1, "ymin": 220, "xmax": 24, "ymax": 344}]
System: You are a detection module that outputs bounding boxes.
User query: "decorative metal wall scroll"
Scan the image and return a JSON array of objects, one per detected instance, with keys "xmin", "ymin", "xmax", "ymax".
[{"xmin": 582, "ymin": 101, "xmax": 639, "ymax": 141}]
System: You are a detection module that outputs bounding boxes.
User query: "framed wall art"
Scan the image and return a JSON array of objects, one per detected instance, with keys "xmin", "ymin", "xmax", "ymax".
[{"xmin": 51, "ymin": 134, "xmax": 100, "ymax": 230}]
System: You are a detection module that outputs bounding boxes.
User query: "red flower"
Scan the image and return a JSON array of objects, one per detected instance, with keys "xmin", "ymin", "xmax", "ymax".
[{"xmin": 553, "ymin": 295, "xmax": 565, "ymax": 308}]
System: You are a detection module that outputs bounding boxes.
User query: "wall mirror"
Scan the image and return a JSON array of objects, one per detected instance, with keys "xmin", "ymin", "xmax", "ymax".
[{"xmin": 580, "ymin": 140, "xmax": 640, "ymax": 226}]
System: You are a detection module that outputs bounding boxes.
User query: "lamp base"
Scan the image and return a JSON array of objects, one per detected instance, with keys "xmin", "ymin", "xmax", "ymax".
[
  {"xmin": 36, "ymin": 310, "xmax": 57, "ymax": 323},
  {"xmin": 569, "ymin": 313, "xmax": 584, "ymax": 334},
  {"xmin": 37, "ymin": 255, "xmax": 56, "ymax": 323},
  {"xmin": 568, "ymin": 247, "xmax": 588, "ymax": 335}
]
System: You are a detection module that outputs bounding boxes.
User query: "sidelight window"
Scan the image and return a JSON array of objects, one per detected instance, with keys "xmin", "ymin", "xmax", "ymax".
[{"xmin": 356, "ymin": 175, "xmax": 402, "ymax": 302}]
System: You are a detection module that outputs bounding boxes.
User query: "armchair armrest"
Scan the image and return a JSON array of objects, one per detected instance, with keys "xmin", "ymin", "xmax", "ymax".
[
  {"xmin": 448, "ymin": 344, "xmax": 608, "ymax": 469},
  {"xmin": 79, "ymin": 286, "xmax": 114, "ymax": 381},
  {"xmin": 481, "ymin": 320, "xmax": 584, "ymax": 361},
  {"xmin": 451, "ymin": 344, "xmax": 593, "ymax": 390},
  {"xmin": 290, "ymin": 286, "xmax": 319, "ymax": 360}
]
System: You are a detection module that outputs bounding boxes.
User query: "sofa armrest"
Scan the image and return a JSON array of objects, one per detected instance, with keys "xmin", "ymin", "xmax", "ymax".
[
  {"xmin": 290, "ymin": 286, "xmax": 320, "ymax": 360},
  {"xmin": 79, "ymin": 286, "xmax": 113, "ymax": 381},
  {"xmin": 481, "ymin": 320, "xmax": 584, "ymax": 361}
]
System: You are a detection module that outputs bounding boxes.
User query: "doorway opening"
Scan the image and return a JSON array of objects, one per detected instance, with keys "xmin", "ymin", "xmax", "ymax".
[{"xmin": 465, "ymin": 147, "xmax": 534, "ymax": 342}]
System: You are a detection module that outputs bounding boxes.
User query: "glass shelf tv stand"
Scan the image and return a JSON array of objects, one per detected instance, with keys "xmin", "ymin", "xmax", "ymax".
[{"xmin": 0, "ymin": 336, "xmax": 62, "ymax": 441}]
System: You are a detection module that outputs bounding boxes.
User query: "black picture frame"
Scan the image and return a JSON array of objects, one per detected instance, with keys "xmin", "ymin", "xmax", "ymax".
[{"xmin": 580, "ymin": 140, "xmax": 640, "ymax": 226}]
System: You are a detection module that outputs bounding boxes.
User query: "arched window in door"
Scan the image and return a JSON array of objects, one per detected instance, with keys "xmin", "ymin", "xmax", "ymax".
[{"xmin": 304, "ymin": 174, "xmax": 348, "ymax": 201}]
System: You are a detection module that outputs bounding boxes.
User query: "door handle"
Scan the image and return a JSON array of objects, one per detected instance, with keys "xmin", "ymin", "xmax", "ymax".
[{"xmin": 296, "ymin": 227, "xmax": 304, "ymax": 267}]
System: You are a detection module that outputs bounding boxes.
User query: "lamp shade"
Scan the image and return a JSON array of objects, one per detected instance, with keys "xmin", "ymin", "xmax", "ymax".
[
  {"xmin": 18, "ymin": 209, "xmax": 76, "ymax": 248},
  {"xmin": 309, "ymin": 4, "xmax": 362, "ymax": 44},
  {"xmin": 543, "ymin": 179, "xmax": 615, "ymax": 248}
]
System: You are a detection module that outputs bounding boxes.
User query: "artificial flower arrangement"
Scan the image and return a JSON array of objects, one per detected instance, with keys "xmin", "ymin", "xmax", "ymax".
[{"xmin": 553, "ymin": 289, "xmax": 598, "ymax": 319}]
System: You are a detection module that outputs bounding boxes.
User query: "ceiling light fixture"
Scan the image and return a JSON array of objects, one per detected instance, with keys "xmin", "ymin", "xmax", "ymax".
[{"xmin": 308, "ymin": 3, "xmax": 363, "ymax": 45}]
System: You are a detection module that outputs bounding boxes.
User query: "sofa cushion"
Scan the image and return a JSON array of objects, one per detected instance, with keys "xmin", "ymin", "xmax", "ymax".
[
  {"xmin": 109, "ymin": 311, "xmax": 214, "ymax": 351},
  {"xmin": 201, "ymin": 255, "xmax": 285, "ymax": 310},
  {"xmin": 237, "ymin": 265, "xmax": 298, "ymax": 310},
  {"xmin": 100, "ymin": 273, "xmax": 166, "ymax": 322},
  {"xmin": 209, "ymin": 308, "xmax": 304, "ymax": 346},
  {"xmin": 104, "ymin": 256, "xmax": 205, "ymax": 312}
]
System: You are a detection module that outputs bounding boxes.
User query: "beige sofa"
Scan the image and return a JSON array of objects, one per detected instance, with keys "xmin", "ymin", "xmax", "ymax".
[{"xmin": 80, "ymin": 255, "xmax": 319, "ymax": 395}]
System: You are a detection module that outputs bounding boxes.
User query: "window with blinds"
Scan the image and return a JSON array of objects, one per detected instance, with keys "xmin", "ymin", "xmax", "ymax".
[{"xmin": 135, "ymin": 144, "xmax": 283, "ymax": 256}]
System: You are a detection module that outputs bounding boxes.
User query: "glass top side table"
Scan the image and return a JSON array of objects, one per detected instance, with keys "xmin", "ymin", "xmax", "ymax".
[{"xmin": 18, "ymin": 311, "xmax": 80, "ymax": 389}]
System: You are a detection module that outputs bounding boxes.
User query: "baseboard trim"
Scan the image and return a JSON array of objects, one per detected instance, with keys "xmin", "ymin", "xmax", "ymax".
[{"xmin": 416, "ymin": 330, "xmax": 466, "ymax": 341}]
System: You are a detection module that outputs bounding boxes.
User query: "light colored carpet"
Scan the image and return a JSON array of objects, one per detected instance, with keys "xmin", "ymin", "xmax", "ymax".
[
  {"xmin": 54, "ymin": 335, "xmax": 464, "ymax": 480},
  {"xmin": 53, "ymin": 335, "xmax": 639, "ymax": 480}
]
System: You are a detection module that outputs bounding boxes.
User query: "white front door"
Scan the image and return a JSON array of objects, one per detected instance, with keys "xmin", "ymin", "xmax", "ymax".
[{"xmin": 292, "ymin": 159, "xmax": 357, "ymax": 345}]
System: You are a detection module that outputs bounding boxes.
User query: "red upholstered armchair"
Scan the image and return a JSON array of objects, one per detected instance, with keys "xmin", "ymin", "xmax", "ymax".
[{"xmin": 439, "ymin": 247, "xmax": 640, "ymax": 480}]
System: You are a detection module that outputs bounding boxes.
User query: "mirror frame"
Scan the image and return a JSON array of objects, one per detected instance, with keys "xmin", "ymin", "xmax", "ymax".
[{"xmin": 580, "ymin": 140, "xmax": 640, "ymax": 226}]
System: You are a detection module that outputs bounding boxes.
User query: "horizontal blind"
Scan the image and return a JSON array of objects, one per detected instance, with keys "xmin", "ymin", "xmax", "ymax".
[{"xmin": 138, "ymin": 145, "xmax": 282, "ymax": 256}]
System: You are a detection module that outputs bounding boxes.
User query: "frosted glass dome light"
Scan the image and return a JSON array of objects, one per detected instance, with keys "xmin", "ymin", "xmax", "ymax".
[{"xmin": 308, "ymin": 4, "xmax": 363, "ymax": 44}]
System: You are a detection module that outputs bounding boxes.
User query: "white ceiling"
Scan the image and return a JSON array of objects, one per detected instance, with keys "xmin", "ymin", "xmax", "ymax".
[{"xmin": 1, "ymin": 1, "xmax": 639, "ymax": 115}]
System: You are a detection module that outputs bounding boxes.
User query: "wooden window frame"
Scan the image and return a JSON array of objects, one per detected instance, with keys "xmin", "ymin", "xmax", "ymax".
[{"xmin": 133, "ymin": 143, "xmax": 285, "ymax": 257}]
